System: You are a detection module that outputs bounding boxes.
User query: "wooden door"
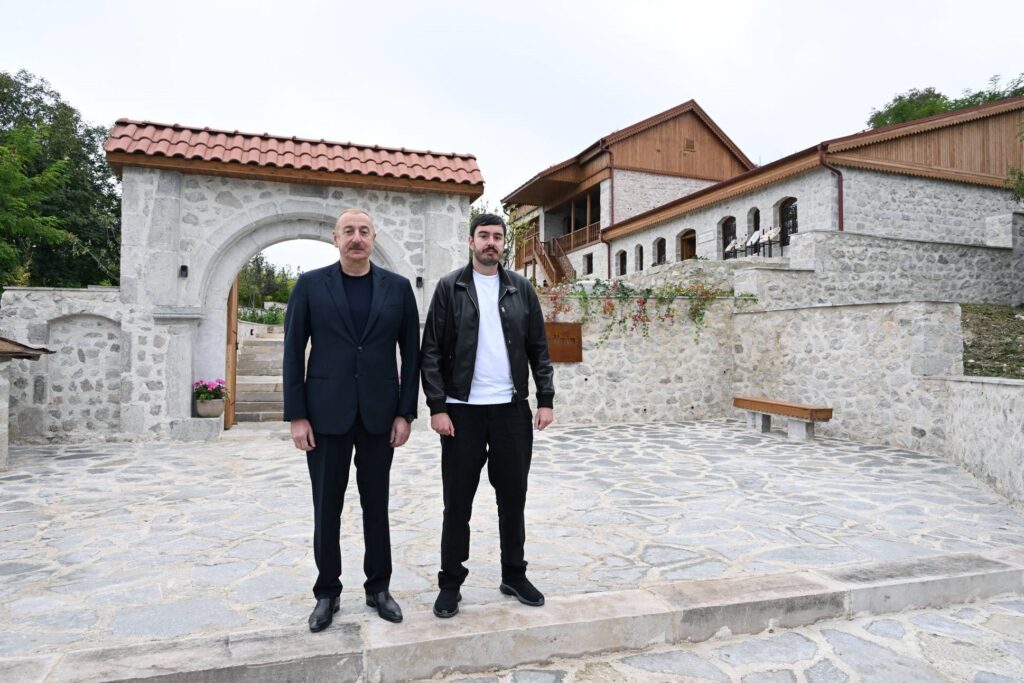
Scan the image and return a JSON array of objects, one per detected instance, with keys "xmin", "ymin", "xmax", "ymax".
[{"xmin": 224, "ymin": 275, "xmax": 239, "ymax": 429}]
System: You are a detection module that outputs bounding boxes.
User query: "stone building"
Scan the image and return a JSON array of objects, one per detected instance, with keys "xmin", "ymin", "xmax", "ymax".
[
  {"xmin": 0, "ymin": 120, "xmax": 482, "ymax": 442},
  {"xmin": 509, "ymin": 96, "xmax": 1024, "ymax": 308}
]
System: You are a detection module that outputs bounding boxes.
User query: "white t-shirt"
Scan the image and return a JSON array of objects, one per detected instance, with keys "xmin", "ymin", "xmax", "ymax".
[{"xmin": 447, "ymin": 270, "xmax": 514, "ymax": 405}]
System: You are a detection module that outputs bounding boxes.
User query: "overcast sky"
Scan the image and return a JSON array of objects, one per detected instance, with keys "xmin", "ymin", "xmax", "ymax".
[{"xmin": 3, "ymin": 0, "xmax": 1021, "ymax": 273}]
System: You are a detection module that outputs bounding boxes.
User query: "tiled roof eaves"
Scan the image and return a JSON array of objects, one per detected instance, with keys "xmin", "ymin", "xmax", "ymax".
[{"xmin": 105, "ymin": 119, "xmax": 483, "ymax": 187}]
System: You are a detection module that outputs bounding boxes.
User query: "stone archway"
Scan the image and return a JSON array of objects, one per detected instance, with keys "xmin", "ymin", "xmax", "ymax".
[
  {"xmin": 2, "ymin": 118, "xmax": 482, "ymax": 442},
  {"xmin": 195, "ymin": 213, "xmax": 403, "ymax": 382}
]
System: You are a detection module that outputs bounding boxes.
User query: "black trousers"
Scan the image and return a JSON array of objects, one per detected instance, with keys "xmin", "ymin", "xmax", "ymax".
[
  {"xmin": 306, "ymin": 418, "xmax": 394, "ymax": 599},
  {"xmin": 439, "ymin": 400, "xmax": 534, "ymax": 589}
]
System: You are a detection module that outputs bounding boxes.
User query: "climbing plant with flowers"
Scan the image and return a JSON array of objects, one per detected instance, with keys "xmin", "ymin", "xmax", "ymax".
[{"xmin": 541, "ymin": 279, "xmax": 755, "ymax": 340}]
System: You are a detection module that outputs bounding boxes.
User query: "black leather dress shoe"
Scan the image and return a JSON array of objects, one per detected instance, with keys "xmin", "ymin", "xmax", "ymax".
[
  {"xmin": 432, "ymin": 588, "xmax": 462, "ymax": 618},
  {"xmin": 366, "ymin": 591, "xmax": 403, "ymax": 623},
  {"xmin": 308, "ymin": 597, "xmax": 339, "ymax": 632}
]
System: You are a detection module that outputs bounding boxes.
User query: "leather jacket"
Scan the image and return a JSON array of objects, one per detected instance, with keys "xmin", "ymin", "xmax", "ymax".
[{"xmin": 421, "ymin": 263, "xmax": 554, "ymax": 414}]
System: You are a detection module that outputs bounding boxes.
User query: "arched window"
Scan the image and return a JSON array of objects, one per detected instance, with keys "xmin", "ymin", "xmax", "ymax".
[
  {"xmin": 635, "ymin": 245, "xmax": 644, "ymax": 271},
  {"xmin": 654, "ymin": 237, "xmax": 666, "ymax": 265},
  {"xmin": 677, "ymin": 230, "xmax": 696, "ymax": 261},
  {"xmin": 777, "ymin": 197, "xmax": 798, "ymax": 246},
  {"xmin": 748, "ymin": 207, "xmax": 760, "ymax": 235},
  {"xmin": 719, "ymin": 216, "xmax": 737, "ymax": 260},
  {"xmin": 616, "ymin": 250, "xmax": 627, "ymax": 276}
]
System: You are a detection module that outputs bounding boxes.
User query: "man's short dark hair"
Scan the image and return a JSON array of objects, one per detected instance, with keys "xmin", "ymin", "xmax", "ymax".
[{"xmin": 470, "ymin": 213, "xmax": 507, "ymax": 237}]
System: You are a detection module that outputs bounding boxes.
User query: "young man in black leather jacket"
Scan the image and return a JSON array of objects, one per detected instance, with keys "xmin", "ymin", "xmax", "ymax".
[{"xmin": 420, "ymin": 213, "xmax": 555, "ymax": 618}]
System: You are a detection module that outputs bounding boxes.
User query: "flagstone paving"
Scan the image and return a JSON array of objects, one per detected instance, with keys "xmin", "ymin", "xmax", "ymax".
[
  {"xmin": 438, "ymin": 597, "xmax": 1024, "ymax": 682},
  {"xmin": 0, "ymin": 419, "xmax": 1022, "ymax": 660}
]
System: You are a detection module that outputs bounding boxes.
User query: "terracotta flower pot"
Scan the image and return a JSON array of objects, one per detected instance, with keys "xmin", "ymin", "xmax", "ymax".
[{"xmin": 196, "ymin": 398, "xmax": 225, "ymax": 418}]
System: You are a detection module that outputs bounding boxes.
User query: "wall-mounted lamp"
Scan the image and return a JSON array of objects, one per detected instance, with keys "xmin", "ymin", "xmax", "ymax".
[
  {"xmin": 415, "ymin": 276, "xmax": 423, "ymax": 288},
  {"xmin": 179, "ymin": 265, "xmax": 189, "ymax": 278}
]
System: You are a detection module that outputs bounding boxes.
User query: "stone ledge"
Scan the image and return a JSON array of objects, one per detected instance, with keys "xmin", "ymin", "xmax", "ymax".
[
  {"xmin": 4, "ymin": 551, "xmax": 1020, "ymax": 682},
  {"xmin": 924, "ymin": 374, "xmax": 1024, "ymax": 387}
]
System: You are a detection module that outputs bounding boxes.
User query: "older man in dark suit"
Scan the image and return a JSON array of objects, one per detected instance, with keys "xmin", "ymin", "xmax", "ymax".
[{"xmin": 283, "ymin": 208, "xmax": 419, "ymax": 631}]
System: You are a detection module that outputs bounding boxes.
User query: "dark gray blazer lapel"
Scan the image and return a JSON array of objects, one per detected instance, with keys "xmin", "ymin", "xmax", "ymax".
[
  {"xmin": 360, "ymin": 265, "xmax": 390, "ymax": 343},
  {"xmin": 324, "ymin": 265, "xmax": 359, "ymax": 341}
]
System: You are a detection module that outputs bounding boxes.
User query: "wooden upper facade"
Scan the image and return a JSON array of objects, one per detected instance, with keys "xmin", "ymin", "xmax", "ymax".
[{"xmin": 503, "ymin": 100, "xmax": 755, "ymax": 209}]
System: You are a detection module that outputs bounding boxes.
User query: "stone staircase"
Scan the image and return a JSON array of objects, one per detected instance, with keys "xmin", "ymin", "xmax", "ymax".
[{"xmin": 234, "ymin": 332, "xmax": 284, "ymax": 423}]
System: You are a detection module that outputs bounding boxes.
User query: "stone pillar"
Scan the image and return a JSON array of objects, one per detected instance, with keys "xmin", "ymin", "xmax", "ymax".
[
  {"xmin": 421, "ymin": 194, "xmax": 466, "ymax": 317},
  {"xmin": 0, "ymin": 361, "xmax": 9, "ymax": 471}
]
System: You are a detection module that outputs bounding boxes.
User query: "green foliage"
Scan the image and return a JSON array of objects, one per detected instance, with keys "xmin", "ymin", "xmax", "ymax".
[
  {"xmin": 237, "ymin": 252, "xmax": 296, "ymax": 309},
  {"xmin": 868, "ymin": 74, "xmax": 1024, "ymax": 128},
  {"xmin": 0, "ymin": 126, "xmax": 70, "ymax": 284},
  {"xmin": 961, "ymin": 304, "xmax": 1024, "ymax": 379},
  {"xmin": 238, "ymin": 307, "xmax": 285, "ymax": 325},
  {"xmin": 1010, "ymin": 123, "xmax": 1024, "ymax": 203},
  {"xmin": 0, "ymin": 70, "xmax": 121, "ymax": 287},
  {"xmin": 540, "ymin": 278, "xmax": 749, "ymax": 341}
]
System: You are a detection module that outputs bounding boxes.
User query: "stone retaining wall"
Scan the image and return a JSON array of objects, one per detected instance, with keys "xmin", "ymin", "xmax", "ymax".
[
  {"xmin": 536, "ymin": 298, "xmax": 735, "ymax": 424},
  {"xmin": 929, "ymin": 376, "xmax": 1024, "ymax": 506}
]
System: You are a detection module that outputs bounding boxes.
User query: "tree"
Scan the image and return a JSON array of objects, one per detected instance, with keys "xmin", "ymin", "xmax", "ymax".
[
  {"xmin": 0, "ymin": 126, "xmax": 70, "ymax": 284},
  {"xmin": 236, "ymin": 253, "xmax": 296, "ymax": 309},
  {"xmin": 868, "ymin": 74, "xmax": 1024, "ymax": 128},
  {"xmin": 0, "ymin": 70, "xmax": 121, "ymax": 287}
]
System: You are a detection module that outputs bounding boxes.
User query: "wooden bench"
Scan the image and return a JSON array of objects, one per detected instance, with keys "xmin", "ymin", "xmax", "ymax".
[{"xmin": 733, "ymin": 396, "xmax": 833, "ymax": 440}]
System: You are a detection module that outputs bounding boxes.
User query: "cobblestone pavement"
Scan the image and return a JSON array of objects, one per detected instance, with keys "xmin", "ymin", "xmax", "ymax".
[
  {"xmin": 439, "ymin": 597, "xmax": 1024, "ymax": 682},
  {"xmin": 1, "ymin": 419, "xmax": 1022, "ymax": 658}
]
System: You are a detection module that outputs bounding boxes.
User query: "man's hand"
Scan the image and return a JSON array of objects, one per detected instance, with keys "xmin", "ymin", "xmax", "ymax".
[
  {"xmin": 290, "ymin": 418, "xmax": 316, "ymax": 451},
  {"xmin": 390, "ymin": 416, "xmax": 411, "ymax": 448},
  {"xmin": 431, "ymin": 412, "xmax": 455, "ymax": 437},
  {"xmin": 534, "ymin": 407, "xmax": 554, "ymax": 431}
]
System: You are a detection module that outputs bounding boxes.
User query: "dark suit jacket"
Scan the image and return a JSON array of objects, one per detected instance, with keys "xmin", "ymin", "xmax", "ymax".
[{"xmin": 282, "ymin": 262, "xmax": 420, "ymax": 435}]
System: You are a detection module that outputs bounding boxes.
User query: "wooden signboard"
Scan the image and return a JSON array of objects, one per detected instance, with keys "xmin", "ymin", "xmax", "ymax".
[{"xmin": 545, "ymin": 322, "xmax": 583, "ymax": 363}]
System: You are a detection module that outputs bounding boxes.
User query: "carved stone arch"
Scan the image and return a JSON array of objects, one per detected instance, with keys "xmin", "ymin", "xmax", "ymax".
[
  {"xmin": 676, "ymin": 229, "xmax": 696, "ymax": 261},
  {"xmin": 194, "ymin": 214, "xmax": 402, "ymax": 381}
]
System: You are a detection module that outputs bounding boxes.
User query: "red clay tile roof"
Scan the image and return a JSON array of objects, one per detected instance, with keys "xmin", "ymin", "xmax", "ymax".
[{"xmin": 104, "ymin": 119, "xmax": 484, "ymax": 188}]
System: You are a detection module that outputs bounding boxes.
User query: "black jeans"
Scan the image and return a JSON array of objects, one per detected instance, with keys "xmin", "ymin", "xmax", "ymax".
[
  {"xmin": 306, "ymin": 418, "xmax": 394, "ymax": 599},
  {"xmin": 439, "ymin": 400, "xmax": 534, "ymax": 589}
]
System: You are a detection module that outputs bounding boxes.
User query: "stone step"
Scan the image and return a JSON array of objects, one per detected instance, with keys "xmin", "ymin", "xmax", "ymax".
[
  {"xmin": 234, "ymin": 401, "xmax": 283, "ymax": 412},
  {"xmin": 236, "ymin": 360, "xmax": 283, "ymax": 373},
  {"xmin": 237, "ymin": 349, "xmax": 283, "ymax": 360},
  {"xmin": 238, "ymin": 337, "xmax": 285, "ymax": 347},
  {"xmin": 234, "ymin": 392, "xmax": 283, "ymax": 403},
  {"xmin": 234, "ymin": 368, "xmax": 281, "ymax": 378},
  {"xmin": 235, "ymin": 377, "xmax": 283, "ymax": 392},
  {"xmin": 234, "ymin": 411, "xmax": 284, "ymax": 422},
  {"xmin": 20, "ymin": 550, "xmax": 1024, "ymax": 682}
]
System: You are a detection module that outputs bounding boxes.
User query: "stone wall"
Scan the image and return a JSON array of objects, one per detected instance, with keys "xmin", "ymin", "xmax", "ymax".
[
  {"xmin": 731, "ymin": 301, "xmax": 962, "ymax": 453},
  {"xmin": 841, "ymin": 167, "xmax": 1023, "ymax": 245},
  {"xmin": 536, "ymin": 298, "xmax": 735, "ymax": 424},
  {"xmin": 562, "ymin": 168, "xmax": 836, "ymax": 278},
  {"xmin": 930, "ymin": 376, "xmax": 1024, "ymax": 506},
  {"xmin": 735, "ymin": 230, "xmax": 1017, "ymax": 311},
  {"xmin": 0, "ymin": 287, "xmax": 158, "ymax": 441},
  {"xmin": 612, "ymin": 169, "xmax": 715, "ymax": 223}
]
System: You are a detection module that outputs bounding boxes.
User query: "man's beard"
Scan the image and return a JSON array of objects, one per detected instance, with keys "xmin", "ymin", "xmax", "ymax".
[{"xmin": 474, "ymin": 247, "xmax": 501, "ymax": 266}]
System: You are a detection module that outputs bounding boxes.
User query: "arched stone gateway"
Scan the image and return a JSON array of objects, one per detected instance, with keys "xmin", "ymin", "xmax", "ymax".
[{"xmin": 0, "ymin": 120, "xmax": 483, "ymax": 442}]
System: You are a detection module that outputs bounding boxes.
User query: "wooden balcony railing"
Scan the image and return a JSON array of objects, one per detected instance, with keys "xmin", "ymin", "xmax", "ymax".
[
  {"xmin": 546, "ymin": 237, "xmax": 575, "ymax": 283},
  {"xmin": 553, "ymin": 221, "xmax": 601, "ymax": 254}
]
